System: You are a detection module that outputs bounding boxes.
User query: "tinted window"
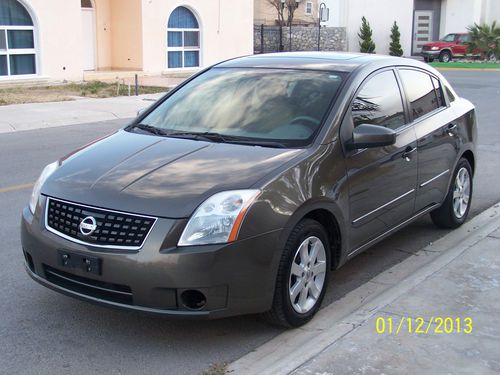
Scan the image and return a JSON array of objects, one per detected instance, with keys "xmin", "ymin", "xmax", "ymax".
[
  {"xmin": 352, "ymin": 70, "xmax": 405, "ymax": 130},
  {"xmin": 431, "ymin": 76, "xmax": 446, "ymax": 107},
  {"xmin": 399, "ymin": 69, "xmax": 439, "ymax": 120},
  {"xmin": 141, "ymin": 68, "xmax": 343, "ymax": 147}
]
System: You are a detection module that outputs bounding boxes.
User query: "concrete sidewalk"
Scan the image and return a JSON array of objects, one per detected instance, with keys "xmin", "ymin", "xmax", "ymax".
[
  {"xmin": 0, "ymin": 92, "xmax": 167, "ymax": 134},
  {"xmin": 229, "ymin": 202, "xmax": 500, "ymax": 375}
]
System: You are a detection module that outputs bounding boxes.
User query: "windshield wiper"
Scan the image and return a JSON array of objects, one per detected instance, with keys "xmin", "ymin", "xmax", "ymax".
[
  {"xmin": 129, "ymin": 124, "xmax": 169, "ymax": 136},
  {"xmin": 166, "ymin": 131, "xmax": 287, "ymax": 148},
  {"xmin": 166, "ymin": 131, "xmax": 229, "ymax": 142}
]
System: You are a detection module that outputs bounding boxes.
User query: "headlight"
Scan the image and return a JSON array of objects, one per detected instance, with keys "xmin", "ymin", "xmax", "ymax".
[
  {"xmin": 178, "ymin": 190, "xmax": 260, "ymax": 246},
  {"xmin": 431, "ymin": 46, "xmax": 439, "ymax": 51},
  {"xmin": 29, "ymin": 161, "xmax": 59, "ymax": 214}
]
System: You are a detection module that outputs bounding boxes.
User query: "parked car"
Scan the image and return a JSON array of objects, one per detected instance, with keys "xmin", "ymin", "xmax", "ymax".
[
  {"xmin": 421, "ymin": 33, "xmax": 473, "ymax": 62},
  {"xmin": 21, "ymin": 52, "xmax": 477, "ymax": 327}
]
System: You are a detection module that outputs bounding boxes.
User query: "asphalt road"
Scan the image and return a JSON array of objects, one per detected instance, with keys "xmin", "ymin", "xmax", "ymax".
[{"xmin": 1, "ymin": 70, "xmax": 499, "ymax": 375}]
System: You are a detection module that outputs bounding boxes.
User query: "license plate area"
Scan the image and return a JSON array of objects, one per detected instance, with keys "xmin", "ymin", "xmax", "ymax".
[{"xmin": 57, "ymin": 250, "xmax": 102, "ymax": 275}]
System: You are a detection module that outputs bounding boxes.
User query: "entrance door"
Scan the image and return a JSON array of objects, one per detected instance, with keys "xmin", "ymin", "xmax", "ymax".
[
  {"xmin": 413, "ymin": 11, "xmax": 433, "ymax": 55},
  {"xmin": 81, "ymin": 7, "xmax": 96, "ymax": 71}
]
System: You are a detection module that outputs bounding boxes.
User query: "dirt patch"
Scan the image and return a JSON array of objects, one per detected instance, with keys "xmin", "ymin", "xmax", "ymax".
[{"xmin": 0, "ymin": 81, "xmax": 167, "ymax": 106}]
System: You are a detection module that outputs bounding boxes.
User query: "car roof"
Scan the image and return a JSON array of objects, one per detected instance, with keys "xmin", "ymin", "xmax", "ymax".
[{"xmin": 217, "ymin": 52, "xmax": 429, "ymax": 73}]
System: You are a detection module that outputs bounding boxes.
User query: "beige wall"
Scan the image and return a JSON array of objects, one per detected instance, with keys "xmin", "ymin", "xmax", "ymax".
[
  {"xmin": 7, "ymin": 0, "xmax": 253, "ymax": 81},
  {"xmin": 95, "ymin": 0, "xmax": 112, "ymax": 69},
  {"xmin": 19, "ymin": 0, "xmax": 85, "ymax": 81},
  {"xmin": 95, "ymin": 0, "xmax": 143, "ymax": 70},
  {"xmin": 110, "ymin": 0, "xmax": 143, "ymax": 70},
  {"xmin": 141, "ymin": 0, "xmax": 254, "ymax": 74}
]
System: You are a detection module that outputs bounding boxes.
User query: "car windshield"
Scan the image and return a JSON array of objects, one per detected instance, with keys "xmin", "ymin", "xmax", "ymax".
[
  {"xmin": 136, "ymin": 68, "xmax": 344, "ymax": 148},
  {"xmin": 440, "ymin": 34, "xmax": 456, "ymax": 42}
]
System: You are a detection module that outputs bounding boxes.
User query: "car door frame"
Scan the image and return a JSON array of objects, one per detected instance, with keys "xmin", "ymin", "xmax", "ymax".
[{"xmin": 339, "ymin": 66, "xmax": 419, "ymax": 255}]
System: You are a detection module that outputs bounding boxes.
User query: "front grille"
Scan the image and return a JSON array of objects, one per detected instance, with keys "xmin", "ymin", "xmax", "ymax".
[
  {"xmin": 44, "ymin": 265, "xmax": 133, "ymax": 305},
  {"xmin": 422, "ymin": 45, "xmax": 430, "ymax": 51},
  {"xmin": 45, "ymin": 197, "xmax": 157, "ymax": 250}
]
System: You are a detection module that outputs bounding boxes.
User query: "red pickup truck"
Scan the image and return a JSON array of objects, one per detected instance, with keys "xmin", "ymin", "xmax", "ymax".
[
  {"xmin": 421, "ymin": 33, "xmax": 471, "ymax": 62},
  {"xmin": 421, "ymin": 33, "xmax": 498, "ymax": 62}
]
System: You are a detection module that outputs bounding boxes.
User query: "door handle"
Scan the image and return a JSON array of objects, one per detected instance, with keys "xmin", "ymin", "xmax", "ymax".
[
  {"xmin": 402, "ymin": 146, "xmax": 417, "ymax": 161},
  {"xmin": 447, "ymin": 123, "xmax": 457, "ymax": 136}
]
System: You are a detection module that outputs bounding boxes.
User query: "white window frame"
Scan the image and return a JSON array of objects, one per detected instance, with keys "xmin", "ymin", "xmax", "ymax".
[
  {"xmin": 305, "ymin": 1, "xmax": 313, "ymax": 15},
  {"xmin": 0, "ymin": 24, "xmax": 38, "ymax": 79},
  {"xmin": 166, "ymin": 11, "xmax": 201, "ymax": 71}
]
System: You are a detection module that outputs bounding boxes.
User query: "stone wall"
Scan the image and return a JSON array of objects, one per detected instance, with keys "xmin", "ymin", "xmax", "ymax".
[{"xmin": 254, "ymin": 25, "xmax": 347, "ymax": 53}]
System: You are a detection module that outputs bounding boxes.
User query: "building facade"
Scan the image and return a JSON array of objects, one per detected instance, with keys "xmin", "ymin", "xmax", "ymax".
[
  {"xmin": 319, "ymin": 0, "xmax": 500, "ymax": 56},
  {"xmin": 0, "ymin": 0, "xmax": 253, "ymax": 82}
]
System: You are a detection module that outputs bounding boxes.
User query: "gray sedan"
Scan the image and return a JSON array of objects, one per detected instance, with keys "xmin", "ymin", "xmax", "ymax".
[{"xmin": 21, "ymin": 52, "xmax": 476, "ymax": 327}]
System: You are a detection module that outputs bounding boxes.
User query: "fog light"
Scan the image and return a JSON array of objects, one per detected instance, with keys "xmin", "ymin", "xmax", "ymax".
[{"xmin": 180, "ymin": 290, "xmax": 207, "ymax": 310}]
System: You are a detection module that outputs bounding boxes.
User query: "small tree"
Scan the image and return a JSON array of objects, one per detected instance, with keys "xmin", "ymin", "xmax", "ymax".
[
  {"xmin": 266, "ymin": 0, "xmax": 299, "ymax": 26},
  {"xmin": 389, "ymin": 21, "xmax": 403, "ymax": 56},
  {"xmin": 266, "ymin": 0, "xmax": 285, "ymax": 26},
  {"xmin": 358, "ymin": 16, "xmax": 376, "ymax": 53}
]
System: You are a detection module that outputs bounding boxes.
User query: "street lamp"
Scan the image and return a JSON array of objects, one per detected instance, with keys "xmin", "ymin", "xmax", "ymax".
[
  {"xmin": 281, "ymin": 0, "xmax": 301, "ymax": 51},
  {"xmin": 318, "ymin": 2, "xmax": 329, "ymax": 51}
]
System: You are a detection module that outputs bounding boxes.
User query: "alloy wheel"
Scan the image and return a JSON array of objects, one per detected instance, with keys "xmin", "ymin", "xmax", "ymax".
[
  {"xmin": 453, "ymin": 167, "xmax": 471, "ymax": 219},
  {"xmin": 288, "ymin": 236, "xmax": 327, "ymax": 314}
]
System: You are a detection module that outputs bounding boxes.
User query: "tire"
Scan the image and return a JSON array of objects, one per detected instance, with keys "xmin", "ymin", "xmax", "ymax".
[
  {"xmin": 430, "ymin": 158, "xmax": 473, "ymax": 229},
  {"xmin": 439, "ymin": 50, "xmax": 452, "ymax": 63},
  {"xmin": 262, "ymin": 219, "xmax": 331, "ymax": 328},
  {"xmin": 423, "ymin": 57, "xmax": 430, "ymax": 63}
]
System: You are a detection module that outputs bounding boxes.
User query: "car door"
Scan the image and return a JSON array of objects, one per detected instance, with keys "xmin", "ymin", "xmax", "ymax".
[
  {"xmin": 397, "ymin": 69, "xmax": 459, "ymax": 212},
  {"xmin": 454, "ymin": 34, "xmax": 469, "ymax": 56},
  {"xmin": 343, "ymin": 69, "xmax": 418, "ymax": 251}
]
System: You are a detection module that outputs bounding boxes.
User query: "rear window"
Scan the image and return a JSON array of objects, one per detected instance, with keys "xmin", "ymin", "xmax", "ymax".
[
  {"xmin": 140, "ymin": 68, "xmax": 344, "ymax": 147},
  {"xmin": 399, "ymin": 69, "xmax": 440, "ymax": 120}
]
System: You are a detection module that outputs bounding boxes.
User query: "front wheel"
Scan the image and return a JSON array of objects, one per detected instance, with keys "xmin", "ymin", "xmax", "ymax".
[
  {"xmin": 439, "ymin": 50, "xmax": 452, "ymax": 62},
  {"xmin": 431, "ymin": 158, "xmax": 473, "ymax": 229},
  {"xmin": 263, "ymin": 219, "xmax": 330, "ymax": 327}
]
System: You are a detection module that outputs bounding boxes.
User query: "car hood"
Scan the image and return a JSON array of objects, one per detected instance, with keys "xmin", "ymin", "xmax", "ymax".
[{"xmin": 42, "ymin": 130, "xmax": 304, "ymax": 218}]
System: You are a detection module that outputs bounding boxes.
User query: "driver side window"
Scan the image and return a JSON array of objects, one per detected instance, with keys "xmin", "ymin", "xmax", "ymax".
[{"xmin": 352, "ymin": 70, "xmax": 406, "ymax": 130}]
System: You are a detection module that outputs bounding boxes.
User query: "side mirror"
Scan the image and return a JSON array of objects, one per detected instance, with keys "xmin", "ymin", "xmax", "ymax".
[{"xmin": 347, "ymin": 124, "xmax": 396, "ymax": 150}]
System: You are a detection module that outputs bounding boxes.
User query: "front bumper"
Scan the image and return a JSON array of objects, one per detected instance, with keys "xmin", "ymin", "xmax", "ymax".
[
  {"xmin": 421, "ymin": 50, "xmax": 440, "ymax": 58},
  {"xmin": 21, "ymin": 196, "xmax": 282, "ymax": 319}
]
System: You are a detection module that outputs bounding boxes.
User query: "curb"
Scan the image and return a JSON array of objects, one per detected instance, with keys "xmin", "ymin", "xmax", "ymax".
[
  {"xmin": 433, "ymin": 67, "xmax": 500, "ymax": 71},
  {"xmin": 227, "ymin": 201, "xmax": 500, "ymax": 375}
]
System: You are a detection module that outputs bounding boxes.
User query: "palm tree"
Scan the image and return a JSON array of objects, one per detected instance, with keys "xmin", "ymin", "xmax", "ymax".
[{"xmin": 466, "ymin": 21, "xmax": 500, "ymax": 61}]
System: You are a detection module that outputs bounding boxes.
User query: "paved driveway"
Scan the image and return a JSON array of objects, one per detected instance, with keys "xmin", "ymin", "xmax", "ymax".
[{"xmin": 0, "ymin": 70, "xmax": 499, "ymax": 375}]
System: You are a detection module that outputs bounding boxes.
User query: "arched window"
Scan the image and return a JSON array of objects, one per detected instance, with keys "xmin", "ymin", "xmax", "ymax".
[
  {"xmin": 0, "ymin": 0, "xmax": 37, "ymax": 77},
  {"xmin": 167, "ymin": 6, "xmax": 200, "ymax": 69}
]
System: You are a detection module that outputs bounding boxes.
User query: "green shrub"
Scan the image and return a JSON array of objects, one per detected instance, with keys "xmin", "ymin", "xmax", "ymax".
[
  {"xmin": 359, "ymin": 16, "xmax": 376, "ymax": 53},
  {"xmin": 389, "ymin": 21, "xmax": 403, "ymax": 56}
]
